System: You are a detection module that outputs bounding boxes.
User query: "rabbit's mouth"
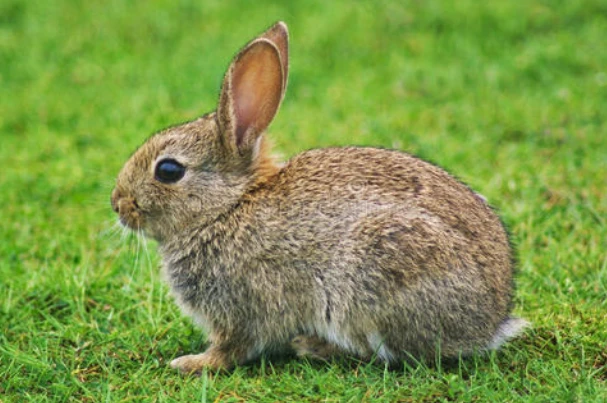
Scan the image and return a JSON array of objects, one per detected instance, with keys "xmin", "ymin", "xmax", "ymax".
[
  {"xmin": 111, "ymin": 190, "xmax": 144, "ymax": 231},
  {"xmin": 117, "ymin": 209, "xmax": 143, "ymax": 231}
]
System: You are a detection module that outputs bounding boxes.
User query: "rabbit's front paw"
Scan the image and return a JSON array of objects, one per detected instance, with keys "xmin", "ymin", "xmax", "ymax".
[{"xmin": 170, "ymin": 349, "xmax": 230, "ymax": 374}]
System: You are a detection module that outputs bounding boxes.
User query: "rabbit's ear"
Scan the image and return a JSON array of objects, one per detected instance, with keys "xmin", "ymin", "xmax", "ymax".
[
  {"xmin": 218, "ymin": 25, "xmax": 287, "ymax": 156},
  {"xmin": 260, "ymin": 21, "xmax": 288, "ymax": 101}
]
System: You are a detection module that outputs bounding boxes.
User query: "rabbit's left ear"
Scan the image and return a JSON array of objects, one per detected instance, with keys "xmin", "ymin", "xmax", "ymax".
[{"xmin": 217, "ymin": 22, "xmax": 289, "ymax": 156}]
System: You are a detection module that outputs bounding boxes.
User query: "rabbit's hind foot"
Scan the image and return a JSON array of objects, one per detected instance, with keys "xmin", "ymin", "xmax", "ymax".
[{"xmin": 291, "ymin": 335, "xmax": 343, "ymax": 361}]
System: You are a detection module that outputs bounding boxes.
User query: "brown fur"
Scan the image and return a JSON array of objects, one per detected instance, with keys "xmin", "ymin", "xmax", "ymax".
[{"xmin": 111, "ymin": 22, "xmax": 527, "ymax": 374}]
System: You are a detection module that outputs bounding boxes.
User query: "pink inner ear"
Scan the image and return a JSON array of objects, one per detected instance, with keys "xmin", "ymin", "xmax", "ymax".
[{"xmin": 231, "ymin": 42, "xmax": 283, "ymax": 149}]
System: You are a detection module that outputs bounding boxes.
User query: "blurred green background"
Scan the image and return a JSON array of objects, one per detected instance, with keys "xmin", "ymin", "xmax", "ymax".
[{"xmin": 1, "ymin": 0, "xmax": 606, "ymax": 401}]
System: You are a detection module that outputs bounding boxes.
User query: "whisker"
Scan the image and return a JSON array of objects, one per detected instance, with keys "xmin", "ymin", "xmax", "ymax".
[
  {"xmin": 132, "ymin": 229, "xmax": 142, "ymax": 279},
  {"xmin": 138, "ymin": 229, "xmax": 159, "ymax": 326},
  {"xmin": 98, "ymin": 220, "xmax": 124, "ymax": 240},
  {"xmin": 121, "ymin": 224, "xmax": 131, "ymax": 244}
]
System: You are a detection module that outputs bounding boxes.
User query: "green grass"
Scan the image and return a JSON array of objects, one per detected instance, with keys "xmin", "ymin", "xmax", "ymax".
[{"xmin": 2, "ymin": 0, "xmax": 606, "ymax": 401}]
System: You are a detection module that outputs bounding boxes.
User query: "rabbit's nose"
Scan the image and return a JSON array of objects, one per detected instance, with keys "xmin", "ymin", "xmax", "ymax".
[{"xmin": 111, "ymin": 188, "xmax": 121, "ymax": 213}]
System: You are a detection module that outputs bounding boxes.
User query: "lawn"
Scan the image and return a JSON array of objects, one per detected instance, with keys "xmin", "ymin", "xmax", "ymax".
[{"xmin": 1, "ymin": 0, "xmax": 606, "ymax": 401}]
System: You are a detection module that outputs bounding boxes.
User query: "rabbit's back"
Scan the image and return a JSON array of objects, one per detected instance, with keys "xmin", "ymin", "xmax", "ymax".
[{"xmin": 269, "ymin": 146, "xmax": 509, "ymax": 259}]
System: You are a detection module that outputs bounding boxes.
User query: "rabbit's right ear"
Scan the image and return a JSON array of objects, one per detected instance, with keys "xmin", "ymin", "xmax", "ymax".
[{"xmin": 217, "ymin": 22, "xmax": 289, "ymax": 158}]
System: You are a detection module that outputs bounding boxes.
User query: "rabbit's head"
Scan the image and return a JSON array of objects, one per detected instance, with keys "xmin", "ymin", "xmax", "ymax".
[{"xmin": 111, "ymin": 22, "xmax": 288, "ymax": 242}]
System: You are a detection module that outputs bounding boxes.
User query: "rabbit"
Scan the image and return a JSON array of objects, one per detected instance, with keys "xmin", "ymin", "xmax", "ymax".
[{"xmin": 111, "ymin": 21, "xmax": 528, "ymax": 374}]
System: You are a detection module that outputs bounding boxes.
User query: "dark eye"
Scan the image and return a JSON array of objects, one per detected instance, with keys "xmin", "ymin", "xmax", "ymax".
[{"xmin": 154, "ymin": 159, "xmax": 186, "ymax": 183}]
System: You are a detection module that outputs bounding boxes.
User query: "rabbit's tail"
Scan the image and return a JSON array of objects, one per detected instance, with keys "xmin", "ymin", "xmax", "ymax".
[{"xmin": 486, "ymin": 316, "xmax": 530, "ymax": 350}]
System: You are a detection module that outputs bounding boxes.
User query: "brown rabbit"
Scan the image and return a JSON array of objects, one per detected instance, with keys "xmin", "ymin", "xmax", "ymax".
[{"xmin": 111, "ymin": 21, "xmax": 527, "ymax": 374}]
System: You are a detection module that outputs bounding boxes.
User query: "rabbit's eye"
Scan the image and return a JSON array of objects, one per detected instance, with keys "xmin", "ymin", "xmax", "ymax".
[{"xmin": 155, "ymin": 159, "xmax": 186, "ymax": 183}]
